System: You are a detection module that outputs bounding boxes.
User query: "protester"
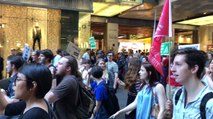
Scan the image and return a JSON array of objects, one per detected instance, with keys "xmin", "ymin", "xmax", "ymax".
[
  {"xmin": 0, "ymin": 64, "xmax": 52, "ymax": 119},
  {"xmin": 31, "ymin": 50, "xmax": 40, "ymax": 63},
  {"xmin": 96, "ymin": 50, "xmax": 107, "ymax": 62},
  {"xmin": 79, "ymin": 59, "xmax": 92, "ymax": 87},
  {"xmin": 3, "ymin": 56, "xmax": 24, "ymax": 100},
  {"xmin": 110, "ymin": 63, "xmax": 166, "ymax": 119},
  {"xmin": 166, "ymin": 48, "xmax": 213, "ymax": 119},
  {"xmin": 82, "ymin": 48, "xmax": 90, "ymax": 60},
  {"xmin": 39, "ymin": 49, "xmax": 54, "ymax": 67},
  {"xmin": 204, "ymin": 59, "xmax": 213, "ymax": 89},
  {"xmin": 39, "ymin": 49, "xmax": 55, "ymax": 78},
  {"xmin": 53, "ymin": 49, "xmax": 62, "ymax": 67},
  {"xmin": 96, "ymin": 58, "xmax": 108, "ymax": 82},
  {"xmin": 106, "ymin": 51, "xmax": 119, "ymax": 92},
  {"xmin": 117, "ymin": 53, "xmax": 127, "ymax": 81},
  {"xmin": 90, "ymin": 49, "xmax": 96, "ymax": 66},
  {"xmin": 123, "ymin": 57, "xmax": 142, "ymax": 119},
  {"xmin": 45, "ymin": 55, "xmax": 81, "ymax": 119},
  {"xmin": 15, "ymin": 64, "xmax": 52, "ymax": 119},
  {"xmin": 206, "ymin": 51, "xmax": 213, "ymax": 67},
  {"xmin": 0, "ymin": 56, "xmax": 24, "ymax": 117},
  {"xmin": 90, "ymin": 66, "xmax": 108, "ymax": 119},
  {"xmin": 160, "ymin": 57, "xmax": 169, "ymax": 88},
  {"xmin": 11, "ymin": 48, "xmax": 16, "ymax": 56}
]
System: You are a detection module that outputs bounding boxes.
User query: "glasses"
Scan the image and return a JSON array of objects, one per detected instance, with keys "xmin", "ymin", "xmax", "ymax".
[{"xmin": 13, "ymin": 77, "xmax": 28, "ymax": 86}]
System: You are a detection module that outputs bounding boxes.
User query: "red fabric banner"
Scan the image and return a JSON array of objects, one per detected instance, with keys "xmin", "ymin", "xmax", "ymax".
[
  {"xmin": 148, "ymin": 0, "xmax": 171, "ymax": 76},
  {"xmin": 148, "ymin": 37, "xmax": 164, "ymax": 76}
]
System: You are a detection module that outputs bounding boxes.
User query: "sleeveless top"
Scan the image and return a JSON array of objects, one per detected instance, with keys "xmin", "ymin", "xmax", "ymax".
[{"xmin": 136, "ymin": 84, "xmax": 158, "ymax": 119}]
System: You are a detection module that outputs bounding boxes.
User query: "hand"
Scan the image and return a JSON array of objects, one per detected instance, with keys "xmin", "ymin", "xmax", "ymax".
[
  {"xmin": 117, "ymin": 79, "xmax": 125, "ymax": 86},
  {"xmin": 113, "ymin": 78, "xmax": 119, "ymax": 89},
  {"xmin": 0, "ymin": 89, "xmax": 6, "ymax": 95},
  {"xmin": 109, "ymin": 111, "xmax": 120, "ymax": 119},
  {"xmin": 165, "ymin": 99, "xmax": 173, "ymax": 110}
]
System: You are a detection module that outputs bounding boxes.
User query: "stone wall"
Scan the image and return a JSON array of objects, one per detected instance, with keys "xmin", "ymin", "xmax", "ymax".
[{"xmin": 0, "ymin": 4, "xmax": 61, "ymax": 78}]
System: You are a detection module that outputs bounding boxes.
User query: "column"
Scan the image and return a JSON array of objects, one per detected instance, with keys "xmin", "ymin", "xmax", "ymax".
[{"xmin": 106, "ymin": 23, "xmax": 118, "ymax": 53}]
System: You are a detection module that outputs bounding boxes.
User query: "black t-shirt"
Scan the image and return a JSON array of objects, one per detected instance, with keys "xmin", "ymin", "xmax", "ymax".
[
  {"xmin": 5, "ymin": 101, "xmax": 26, "ymax": 116},
  {"xmin": 19, "ymin": 107, "xmax": 49, "ymax": 119}
]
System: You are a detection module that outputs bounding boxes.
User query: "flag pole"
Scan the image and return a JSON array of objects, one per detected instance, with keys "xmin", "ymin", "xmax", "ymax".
[
  {"xmin": 168, "ymin": 37, "xmax": 171, "ymax": 100},
  {"xmin": 152, "ymin": 9, "xmax": 157, "ymax": 43},
  {"xmin": 168, "ymin": 0, "xmax": 172, "ymax": 100}
]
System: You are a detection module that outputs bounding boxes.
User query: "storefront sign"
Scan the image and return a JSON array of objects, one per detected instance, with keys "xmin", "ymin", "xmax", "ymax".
[
  {"xmin": 66, "ymin": 42, "xmax": 80, "ymax": 59},
  {"xmin": 160, "ymin": 42, "xmax": 172, "ymax": 55},
  {"xmin": 178, "ymin": 44, "xmax": 200, "ymax": 50},
  {"xmin": 118, "ymin": 42, "xmax": 144, "ymax": 52},
  {"xmin": 89, "ymin": 37, "xmax": 96, "ymax": 49},
  {"xmin": 22, "ymin": 45, "xmax": 31, "ymax": 61}
]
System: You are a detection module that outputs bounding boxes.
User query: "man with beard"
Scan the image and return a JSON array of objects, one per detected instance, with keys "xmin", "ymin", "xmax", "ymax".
[{"xmin": 45, "ymin": 55, "xmax": 81, "ymax": 119}]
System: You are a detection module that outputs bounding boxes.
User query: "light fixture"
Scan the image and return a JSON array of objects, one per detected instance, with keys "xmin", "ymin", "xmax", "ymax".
[
  {"xmin": 92, "ymin": 2, "xmax": 141, "ymax": 17},
  {"xmin": 0, "ymin": 5, "xmax": 6, "ymax": 29},
  {"xmin": 0, "ymin": 23, "xmax": 5, "ymax": 29},
  {"xmin": 177, "ymin": 15, "xmax": 213, "ymax": 26}
]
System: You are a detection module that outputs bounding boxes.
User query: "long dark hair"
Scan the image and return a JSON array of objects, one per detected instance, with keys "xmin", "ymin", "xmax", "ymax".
[
  {"xmin": 64, "ymin": 55, "xmax": 82, "ymax": 81},
  {"xmin": 124, "ymin": 57, "xmax": 141, "ymax": 90},
  {"xmin": 141, "ymin": 63, "xmax": 159, "ymax": 89}
]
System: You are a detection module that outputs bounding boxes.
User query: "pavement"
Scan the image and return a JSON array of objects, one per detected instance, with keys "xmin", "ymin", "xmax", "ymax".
[{"xmin": 115, "ymin": 86, "xmax": 128, "ymax": 119}]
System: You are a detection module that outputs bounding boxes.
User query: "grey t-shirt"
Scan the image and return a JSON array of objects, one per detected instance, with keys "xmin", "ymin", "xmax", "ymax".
[
  {"xmin": 52, "ymin": 75, "xmax": 79, "ymax": 119},
  {"xmin": 106, "ymin": 61, "xmax": 118, "ymax": 89}
]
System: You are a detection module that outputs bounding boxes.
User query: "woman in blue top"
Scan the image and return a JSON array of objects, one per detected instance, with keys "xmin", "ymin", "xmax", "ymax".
[
  {"xmin": 90, "ymin": 66, "xmax": 109, "ymax": 119},
  {"xmin": 110, "ymin": 63, "xmax": 166, "ymax": 119}
]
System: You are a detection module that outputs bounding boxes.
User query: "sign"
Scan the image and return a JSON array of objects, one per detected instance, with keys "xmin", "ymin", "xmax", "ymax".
[
  {"xmin": 66, "ymin": 42, "xmax": 80, "ymax": 59},
  {"xmin": 161, "ymin": 42, "xmax": 172, "ymax": 55},
  {"xmin": 89, "ymin": 37, "xmax": 96, "ymax": 49},
  {"xmin": 178, "ymin": 44, "xmax": 200, "ymax": 50},
  {"xmin": 207, "ymin": 45, "xmax": 213, "ymax": 51},
  {"xmin": 22, "ymin": 44, "xmax": 31, "ymax": 61}
]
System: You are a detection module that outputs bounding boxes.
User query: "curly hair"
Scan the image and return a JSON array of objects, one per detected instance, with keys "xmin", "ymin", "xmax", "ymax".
[{"xmin": 124, "ymin": 57, "xmax": 141, "ymax": 90}]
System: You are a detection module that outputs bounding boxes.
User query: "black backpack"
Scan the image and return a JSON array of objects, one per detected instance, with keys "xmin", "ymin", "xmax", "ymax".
[
  {"xmin": 101, "ymin": 84, "xmax": 120, "ymax": 116},
  {"xmin": 75, "ymin": 81, "xmax": 96, "ymax": 119},
  {"xmin": 175, "ymin": 89, "xmax": 213, "ymax": 119}
]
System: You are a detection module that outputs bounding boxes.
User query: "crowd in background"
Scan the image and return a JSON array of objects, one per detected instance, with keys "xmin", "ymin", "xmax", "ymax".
[{"xmin": 0, "ymin": 48, "xmax": 212, "ymax": 119}]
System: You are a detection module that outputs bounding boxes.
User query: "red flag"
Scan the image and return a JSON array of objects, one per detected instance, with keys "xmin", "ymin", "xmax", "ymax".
[{"xmin": 148, "ymin": 0, "xmax": 172, "ymax": 76}]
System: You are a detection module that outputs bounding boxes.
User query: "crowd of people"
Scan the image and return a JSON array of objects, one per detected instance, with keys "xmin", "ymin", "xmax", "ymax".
[{"xmin": 0, "ymin": 47, "xmax": 212, "ymax": 119}]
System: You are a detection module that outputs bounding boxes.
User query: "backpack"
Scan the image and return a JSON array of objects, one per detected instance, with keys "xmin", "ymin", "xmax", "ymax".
[
  {"xmin": 175, "ymin": 89, "xmax": 213, "ymax": 119},
  {"xmin": 101, "ymin": 84, "xmax": 120, "ymax": 116},
  {"xmin": 75, "ymin": 81, "xmax": 96, "ymax": 119}
]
